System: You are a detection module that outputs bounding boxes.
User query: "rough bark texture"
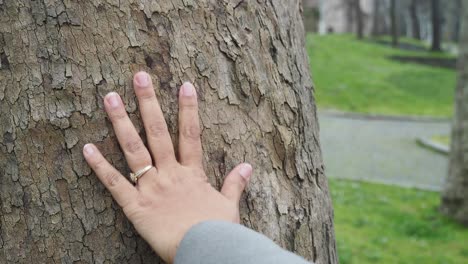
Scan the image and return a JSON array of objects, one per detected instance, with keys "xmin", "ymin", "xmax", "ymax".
[
  {"xmin": 0, "ymin": 0, "xmax": 337, "ymax": 263},
  {"xmin": 441, "ymin": 2, "xmax": 468, "ymax": 226}
]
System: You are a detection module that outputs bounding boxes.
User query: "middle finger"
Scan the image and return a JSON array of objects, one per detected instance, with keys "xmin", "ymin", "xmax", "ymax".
[
  {"xmin": 104, "ymin": 92, "xmax": 153, "ymax": 172},
  {"xmin": 133, "ymin": 72, "xmax": 177, "ymax": 169}
]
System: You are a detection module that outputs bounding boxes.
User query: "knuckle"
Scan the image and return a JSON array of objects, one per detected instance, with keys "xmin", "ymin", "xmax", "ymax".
[
  {"xmin": 124, "ymin": 139, "xmax": 146, "ymax": 154},
  {"xmin": 138, "ymin": 92, "xmax": 156, "ymax": 102},
  {"xmin": 92, "ymin": 158, "xmax": 106, "ymax": 171},
  {"xmin": 182, "ymin": 123, "xmax": 200, "ymax": 141},
  {"xmin": 225, "ymin": 176, "xmax": 239, "ymax": 188},
  {"xmin": 148, "ymin": 121, "xmax": 168, "ymax": 138},
  {"xmin": 240, "ymin": 176, "xmax": 248, "ymax": 186},
  {"xmin": 226, "ymin": 174, "xmax": 245, "ymax": 189},
  {"xmin": 157, "ymin": 150, "xmax": 175, "ymax": 163},
  {"xmin": 169, "ymin": 173, "xmax": 184, "ymax": 185},
  {"xmin": 103, "ymin": 171, "xmax": 121, "ymax": 187},
  {"xmin": 181, "ymin": 101, "xmax": 198, "ymax": 109},
  {"xmin": 154, "ymin": 178, "xmax": 171, "ymax": 192},
  {"xmin": 110, "ymin": 111, "xmax": 127, "ymax": 121},
  {"xmin": 136, "ymin": 194, "xmax": 153, "ymax": 208}
]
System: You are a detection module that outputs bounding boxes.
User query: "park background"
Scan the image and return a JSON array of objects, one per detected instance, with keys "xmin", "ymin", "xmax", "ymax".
[
  {"xmin": 0, "ymin": 1, "xmax": 466, "ymax": 263},
  {"xmin": 303, "ymin": 0, "xmax": 468, "ymax": 263}
]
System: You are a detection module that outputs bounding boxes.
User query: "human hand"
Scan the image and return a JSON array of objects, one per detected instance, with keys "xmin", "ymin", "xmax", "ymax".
[{"xmin": 82, "ymin": 72, "xmax": 253, "ymax": 263}]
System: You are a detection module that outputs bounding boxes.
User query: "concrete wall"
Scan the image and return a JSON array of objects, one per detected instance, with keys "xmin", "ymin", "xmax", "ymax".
[{"xmin": 318, "ymin": 0, "xmax": 375, "ymax": 35}]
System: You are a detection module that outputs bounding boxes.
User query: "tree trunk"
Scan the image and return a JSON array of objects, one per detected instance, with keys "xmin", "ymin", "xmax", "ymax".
[
  {"xmin": 398, "ymin": 7, "xmax": 408, "ymax": 38},
  {"xmin": 452, "ymin": 0, "xmax": 462, "ymax": 42},
  {"xmin": 391, "ymin": 0, "xmax": 399, "ymax": 47},
  {"xmin": 441, "ymin": 2, "xmax": 468, "ymax": 227},
  {"xmin": 371, "ymin": 0, "xmax": 381, "ymax": 37},
  {"xmin": 410, "ymin": 0, "xmax": 421, "ymax": 40},
  {"xmin": 431, "ymin": 0, "xmax": 442, "ymax": 51},
  {"xmin": 0, "ymin": 0, "xmax": 337, "ymax": 263},
  {"xmin": 346, "ymin": 0, "xmax": 356, "ymax": 33},
  {"xmin": 355, "ymin": 0, "xmax": 364, "ymax": 39}
]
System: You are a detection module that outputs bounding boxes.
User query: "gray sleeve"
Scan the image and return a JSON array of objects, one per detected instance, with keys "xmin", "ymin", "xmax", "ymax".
[{"xmin": 174, "ymin": 221, "xmax": 311, "ymax": 264}]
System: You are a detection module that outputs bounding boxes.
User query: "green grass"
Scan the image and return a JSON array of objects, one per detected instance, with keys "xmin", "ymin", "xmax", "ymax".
[
  {"xmin": 330, "ymin": 179, "xmax": 468, "ymax": 264},
  {"xmin": 307, "ymin": 34, "xmax": 457, "ymax": 117}
]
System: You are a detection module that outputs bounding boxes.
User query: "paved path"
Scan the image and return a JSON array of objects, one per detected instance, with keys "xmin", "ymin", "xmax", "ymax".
[{"xmin": 318, "ymin": 113, "xmax": 450, "ymax": 191}]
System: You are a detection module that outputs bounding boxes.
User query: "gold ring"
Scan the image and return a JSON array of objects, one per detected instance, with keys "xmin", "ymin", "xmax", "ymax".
[{"xmin": 130, "ymin": 165, "xmax": 153, "ymax": 184}]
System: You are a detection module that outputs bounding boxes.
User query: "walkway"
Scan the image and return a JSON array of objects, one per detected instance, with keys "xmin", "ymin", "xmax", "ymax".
[{"xmin": 319, "ymin": 113, "xmax": 451, "ymax": 191}]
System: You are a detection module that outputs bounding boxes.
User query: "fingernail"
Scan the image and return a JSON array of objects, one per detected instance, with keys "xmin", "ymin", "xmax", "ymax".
[
  {"xmin": 239, "ymin": 163, "xmax": 252, "ymax": 181},
  {"xmin": 181, "ymin": 82, "xmax": 195, "ymax": 97},
  {"xmin": 135, "ymin": 72, "xmax": 150, "ymax": 88},
  {"xmin": 83, "ymin": 144, "xmax": 94, "ymax": 155},
  {"xmin": 106, "ymin": 92, "xmax": 120, "ymax": 108}
]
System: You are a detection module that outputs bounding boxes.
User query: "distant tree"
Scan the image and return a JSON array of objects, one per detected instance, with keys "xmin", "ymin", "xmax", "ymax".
[
  {"xmin": 355, "ymin": 0, "xmax": 364, "ymax": 39},
  {"xmin": 409, "ymin": 0, "xmax": 422, "ymax": 40},
  {"xmin": 346, "ymin": 0, "xmax": 355, "ymax": 33},
  {"xmin": 371, "ymin": 0, "xmax": 382, "ymax": 36},
  {"xmin": 398, "ymin": 4, "xmax": 409, "ymax": 37},
  {"xmin": 448, "ymin": 0, "xmax": 462, "ymax": 42},
  {"xmin": 452, "ymin": 0, "xmax": 463, "ymax": 42},
  {"xmin": 440, "ymin": 2, "xmax": 468, "ymax": 226},
  {"xmin": 390, "ymin": 0, "xmax": 399, "ymax": 47},
  {"xmin": 431, "ymin": 0, "xmax": 442, "ymax": 51}
]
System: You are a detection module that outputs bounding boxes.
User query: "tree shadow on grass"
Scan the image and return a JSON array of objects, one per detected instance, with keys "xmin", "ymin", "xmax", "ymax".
[
  {"xmin": 369, "ymin": 39, "xmax": 428, "ymax": 52},
  {"xmin": 367, "ymin": 39, "xmax": 457, "ymax": 69},
  {"xmin": 388, "ymin": 56, "xmax": 457, "ymax": 70}
]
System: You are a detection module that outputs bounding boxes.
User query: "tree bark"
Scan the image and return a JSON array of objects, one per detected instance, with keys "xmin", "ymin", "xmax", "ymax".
[
  {"xmin": 355, "ymin": 0, "xmax": 364, "ymax": 39},
  {"xmin": 441, "ymin": 2, "xmax": 468, "ymax": 227},
  {"xmin": 409, "ymin": 0, "xmax": 421, "ymax": 40},
  {"xmin": 0, "ymin": 0, "xmax": 337, "ymax": 263},
  {"xmin": 391, "ymin": 0, "xmax": 399, "ymax": 47},
  {"xmin": 431, "ymin": 0, "xmax": 442, "ymax": 51}
]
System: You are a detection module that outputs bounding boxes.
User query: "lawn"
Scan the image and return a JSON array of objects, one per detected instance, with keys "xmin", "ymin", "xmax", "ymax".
[
  {"xmin": 330, "ymin": 179, "xmax": 468, "ymax": 264},
  {"xmin": 307, "ymin": 34, "xmax": 457, "ymax": 117}
]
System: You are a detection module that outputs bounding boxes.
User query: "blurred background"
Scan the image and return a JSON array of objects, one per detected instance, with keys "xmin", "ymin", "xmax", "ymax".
[{"xmin": 303, "ymin": 0, "xmax": 468, "ymax": 263}]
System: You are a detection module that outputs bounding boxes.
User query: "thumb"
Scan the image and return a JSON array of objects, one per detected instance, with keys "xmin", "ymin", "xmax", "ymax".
[{"xmin": 221, "ymin": 163, "xmax": 253, "ymax": 203}]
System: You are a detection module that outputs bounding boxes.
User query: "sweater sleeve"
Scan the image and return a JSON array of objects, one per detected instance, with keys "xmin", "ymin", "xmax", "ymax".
[{"xmin": 174, "ymin": 221, "xmax": 312, "ymax": 264}]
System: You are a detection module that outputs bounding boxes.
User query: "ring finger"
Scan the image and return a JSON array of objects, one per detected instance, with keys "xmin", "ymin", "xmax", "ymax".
[{"xmin": 104, "ymin": 92, "xmax": 153, "ymax": 173}]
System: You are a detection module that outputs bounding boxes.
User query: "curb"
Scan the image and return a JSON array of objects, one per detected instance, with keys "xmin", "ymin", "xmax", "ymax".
[
  {"xmin": 416, "ymin": 137, "xmax": 450, "ymax": 155},
  {"xmin": 319, "ymin": 110, "xmax": 451, "ymax": 123},
  {"xmin": 329, "ymin": 176, "xmax": 442, "ymax": 192}
]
